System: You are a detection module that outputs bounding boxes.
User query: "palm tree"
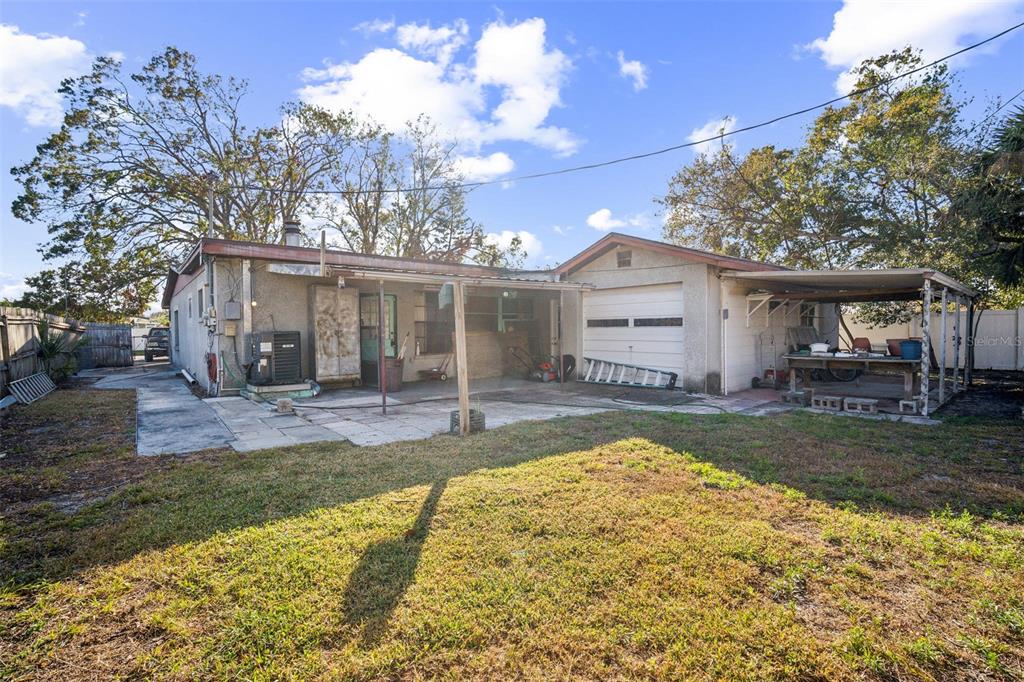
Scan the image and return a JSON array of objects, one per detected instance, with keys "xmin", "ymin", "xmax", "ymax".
[
  {"xmin": 960, "ymin": 106, "xmax": 1024, "ymax": 285},
  {"xmin": 35, "ymin": 319, "xmax": 84, "ymax": 380}
]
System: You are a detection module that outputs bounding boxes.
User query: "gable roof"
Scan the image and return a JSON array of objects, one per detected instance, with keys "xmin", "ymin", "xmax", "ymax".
[{"xmin": 553, "ymin": 232, "xmax": 786, "ymax": 276}]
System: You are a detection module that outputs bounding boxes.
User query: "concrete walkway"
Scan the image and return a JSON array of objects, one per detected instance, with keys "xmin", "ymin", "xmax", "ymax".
[{"xmin": 87, "ymin": 363, "xmax": 234, "ymax": 455}]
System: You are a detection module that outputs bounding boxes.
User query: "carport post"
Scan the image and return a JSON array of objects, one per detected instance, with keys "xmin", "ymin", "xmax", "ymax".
[
  {"xmin": 939, "ymin": 287, "xmax": 948, "ymax": 405},
  {"xmin": 378, "ymin": 279, "xmax": 387, "ymax": 416},
  {"xmin": 453, "ymin": 281, "xmax": 470, "ymax": 435},
  {"xmin": 966, "ymin": 298, "xmax": 975, "ymax": 386},
  {"xmin": 953, "ymin": 295, "xmax": 961, "ymax": 392},
  {"xmin": 920, "ymin": 280, "xmax": 932, "ymax": 416},
  {"xmin": 558, "ymin": 289, "xmax": 564, "ymax": 391}
]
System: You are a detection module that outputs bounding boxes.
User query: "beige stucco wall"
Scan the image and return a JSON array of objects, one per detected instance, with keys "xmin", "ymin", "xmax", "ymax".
[
  {"xmin": 720, "ymin": 277, "xmax": 829, "ymax": 393},
  {"xmin": 566, "ymin": 244, "xmax": 720, "ymax": 393},
  {"xmin": 171, "ymin": 258, "xmax": 565, "ymax": 393}
]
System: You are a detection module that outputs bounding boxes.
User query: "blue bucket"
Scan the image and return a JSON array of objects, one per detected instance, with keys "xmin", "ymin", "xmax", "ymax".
[{"xmin": 899, "ymin": 340, "xmax": 922, "ymax": 360}]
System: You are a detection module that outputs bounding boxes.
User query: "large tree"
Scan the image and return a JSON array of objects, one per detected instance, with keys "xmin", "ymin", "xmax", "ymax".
[
  {"xmin": 11, "ymin": 47, "xmax": 521, "ymax": 320},
  {"xmin": 312, "ymin": 116, "xmax": 523, "ymax": 266},
  {"xmin": 661, "ymin": 49, "xmax": 993, "ymax": 310},
  {"xmin": 956, "ymin": 106, "xmax": 1024, "ymax": 288}
]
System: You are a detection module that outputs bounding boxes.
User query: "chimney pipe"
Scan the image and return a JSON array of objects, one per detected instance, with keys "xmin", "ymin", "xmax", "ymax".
[{"xmin": 283, "ymin": 219, "xmax": 301, "ymax": 247}]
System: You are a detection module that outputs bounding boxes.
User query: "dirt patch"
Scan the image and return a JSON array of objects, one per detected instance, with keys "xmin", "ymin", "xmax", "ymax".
[
  {"xmin": 0, "ymin": 388, "xmax": 222, "ymax": 510},
  {"xmin": 936, "ymin": 370, "xmax": 1024, "ymax": 419}
]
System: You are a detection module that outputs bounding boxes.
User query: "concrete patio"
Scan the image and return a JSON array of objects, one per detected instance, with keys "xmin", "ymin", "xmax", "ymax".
[{"xmin": 80, "ymin": 363, "xmax": 936, "ymax": 456}]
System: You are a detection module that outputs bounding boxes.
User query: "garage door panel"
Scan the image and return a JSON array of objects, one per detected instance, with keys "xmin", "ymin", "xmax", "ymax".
[{"xmin": 583, "ymin": 284, "xmax": 685, "ymax": 376}]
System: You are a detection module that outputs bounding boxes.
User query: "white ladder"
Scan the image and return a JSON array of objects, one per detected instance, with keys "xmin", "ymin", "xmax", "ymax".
[{"xmin": 580, "ymin": 357, "xmax": 678, "ymax": 390}]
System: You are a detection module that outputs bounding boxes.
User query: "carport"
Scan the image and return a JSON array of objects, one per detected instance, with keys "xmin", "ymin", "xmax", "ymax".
[{"xmin": 724, "ymin": 268, "xmax": 979, "ymax": 416}]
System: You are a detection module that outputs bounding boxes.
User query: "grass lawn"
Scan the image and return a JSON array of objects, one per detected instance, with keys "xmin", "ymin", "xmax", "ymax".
[{"xmin": 1, "ymin": 388, "xmax": 1023, "ymax": 680}]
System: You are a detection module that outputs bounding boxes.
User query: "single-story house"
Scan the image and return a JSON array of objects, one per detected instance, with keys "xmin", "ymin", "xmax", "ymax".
[{"xmin": 163, "ymin": 227, "xmax": 978, "ymax": 416}]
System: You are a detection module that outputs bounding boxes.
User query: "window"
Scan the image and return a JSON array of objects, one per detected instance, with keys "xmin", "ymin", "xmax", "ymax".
[
  {"xmin": 173, "ymin": 310, "xmax": 180, "ymax": 350},
  {"xmin": 415, "ymin": 290, "xmax": 453, "ymax": 355},
  {"xmin": 634, "ymin": 317, "xmax": 683, "ymax": 327},
  {"xmin": 197, "ymin": 288, "xmax": 204, "ymax": 317},
  {"xmin": 800, "ymin": 303, "xmax": 816, "ymax": 327},
  {"xmin": 617, "ymin": 250, "xmax": 632, "ymax": 268},
  {"xmin": 587, "ymin": 318, "xmax": 629, "ymax": 328},
  {"xmin": 188, "ymin": 296, "xmax": 193, "ymax": 319}
]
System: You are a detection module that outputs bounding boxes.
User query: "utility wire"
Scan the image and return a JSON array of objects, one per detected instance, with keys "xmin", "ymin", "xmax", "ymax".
[{"xmin": 222, "ymin": 20, "xmax": 1023, "ymax": 196}]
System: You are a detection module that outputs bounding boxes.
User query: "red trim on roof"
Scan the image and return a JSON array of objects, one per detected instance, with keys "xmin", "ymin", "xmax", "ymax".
[
  {"xmin": 199, "ymin": 238, "xmax": 514, "ymax": 278},
  {"xmin": 554, "ymin": 233, "xmax": 786, "ymax": 275}
]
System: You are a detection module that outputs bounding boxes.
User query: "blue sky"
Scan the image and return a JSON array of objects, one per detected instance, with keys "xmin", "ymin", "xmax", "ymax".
[{"xmin": 2, "ymin": 1, "xmax": 1023, "ymax": 304}]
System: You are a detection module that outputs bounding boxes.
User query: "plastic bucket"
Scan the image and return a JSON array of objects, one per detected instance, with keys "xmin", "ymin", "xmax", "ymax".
[{"xmin": 899, "ymin": 340, "xmax": 922, "ymax": 360}]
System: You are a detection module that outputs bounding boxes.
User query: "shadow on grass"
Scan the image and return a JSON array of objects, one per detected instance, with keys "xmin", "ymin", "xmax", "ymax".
[
  {"xmin": 343, "ymin": 479, "xmax": 447, "ymax": 646},
  {"xmin": 3, "ymin": 404, "xmax": 1022, "ymax": 593}
]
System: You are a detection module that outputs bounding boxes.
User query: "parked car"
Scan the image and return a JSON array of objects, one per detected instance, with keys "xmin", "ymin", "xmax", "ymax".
[{"xmin": 144, "ymin": 327, "xmax": 170, "ymax": 361}]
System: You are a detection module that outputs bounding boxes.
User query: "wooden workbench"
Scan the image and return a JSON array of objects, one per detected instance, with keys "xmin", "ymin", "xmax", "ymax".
[{"xmin": 783, "ymin": 354, "xmax": 920, "ymax": 400}]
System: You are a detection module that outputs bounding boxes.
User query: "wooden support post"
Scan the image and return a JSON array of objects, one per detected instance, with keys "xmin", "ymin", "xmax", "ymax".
[
  {"xmin": 453, "ymin": 281, "xmax": 470, "ymax": 435},
  {"xmin": 920, "ymin": 280, "xmax": 932, "ymax": 416},
  {"xmin": 966, "ymin": 298, "xmax": 975, "ymax": 386},
  {"xmin": 319, "ymin": 230, "xmax": 327, "ymax": 277},
  {"xmin": 939, "ymin": 287, "xmax": 947, "ymax": 405},
  {"xmin": 558, "ymin": 290, "xmax": 565, "ymax": 391},
  {"xmin": 378, "ymin": 280, "xmax": 387, "ymax": 416},
  {"xmin": 0, "ymin": 313, "xmax": 10, "ymax": 397},
  {"xmin": 952, "ymin": 295, "xmax": 961, "ymax": 392}
]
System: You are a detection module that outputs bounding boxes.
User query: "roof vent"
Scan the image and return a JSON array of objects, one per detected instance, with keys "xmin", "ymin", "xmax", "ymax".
[{"xmin": 283, "ymin": 219, "xmax": 301, "ymax": 247}]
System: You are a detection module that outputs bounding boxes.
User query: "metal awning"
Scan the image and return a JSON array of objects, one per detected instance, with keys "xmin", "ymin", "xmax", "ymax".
[{"xmin": 725, "ymin": 268, "xmax": 978, "ymax": 302}]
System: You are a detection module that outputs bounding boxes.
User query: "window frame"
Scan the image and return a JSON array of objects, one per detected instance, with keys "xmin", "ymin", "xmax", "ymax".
[
  {"xmin": 586, "ymin": 318, "xmax": 629, "ymax": 328},
  {"xmin": 616, "ymin": 250, "xmax": 632, "ymax": 268},
  {"xmin": 633, "ymin": 317, "xmax": 683, "ymax": 327}
]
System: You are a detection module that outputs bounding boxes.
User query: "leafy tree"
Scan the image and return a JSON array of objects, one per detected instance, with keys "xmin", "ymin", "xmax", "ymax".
[
  {"xmin": 12, "ymin": 48, "xmax": 520, "ymax": 319},
  {"xmin": 957, "ymin": 106, "xmax": 1024, "ymax": 286},
  {"xmin": 660, "ymin": 49, "xmax": 996, "ymax": 325},
  {"xmin": 312, "ymin": 116, "xmax": 524, "ymax": 265}
]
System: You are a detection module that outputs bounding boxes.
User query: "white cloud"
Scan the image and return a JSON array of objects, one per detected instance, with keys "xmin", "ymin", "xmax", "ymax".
[
  {"xmin": 454, "ymin": 151, "xmax": 515, "ymax": 182},
  {"xmin": 687, "ymin": 115, "xmax": 737, "ymax": 156},
  {"xmin": 353, "ymin": 18, "xmax": 395, "ymax": 36},
  {"xmin": 396, "ymin": 19, "xmax": 468, "ymax": 67},
  {"xmin": 74, "ymin": 11, "xmax": 87, "ymax": 27},
  {"xmin": 300, "ymin": 49, "xmax": 483, "ymax": 142},
  {"xmin": 808, "ymin": 0, "xmax": 1024, "ymax": 94},
  {"xmin": 0, "ymin": 272, "xmax": 29, "ymax": 300},
  {"xmin": 0, "ymin": 24, "xmax": 91, "ymax": 127},
  {"xmin": 485, "ymin": 230, "xmax": 543, "ymax": 261},
  {"xmin": 616, "ymin": 50, "xmax": 648, "ymax": 91},
  {"xmin": 301, "ymin": 17, "xmax": 579, "ymax": 155},
  {"xmin": 586, "ymin": 208, "xmax": 651, "ymax": 232},
  {"xmin": 586, "ymin": 208, "xmax": 626, "ymax": 231},
  {"xmin": 627, "ymin": 212, "xmax": 652, "ymax": 229},
  {"xmin": 552, "ymin": 224, "xmax": 572, "ymax": 235}
]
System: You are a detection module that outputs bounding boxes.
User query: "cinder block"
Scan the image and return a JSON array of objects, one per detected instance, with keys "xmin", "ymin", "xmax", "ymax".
[
  {"xmin": 899, "ymin": 399, "xmax": 918, "ymax": 414},
  {"xmin": 812, "ymin": 394, "xmax": 843, "ymax": 410},
  {"xmin": 843, "ymin": 397, "xmax": 878, "ymax": 414}
]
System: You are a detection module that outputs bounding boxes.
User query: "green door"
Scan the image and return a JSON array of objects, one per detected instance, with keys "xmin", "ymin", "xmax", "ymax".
[{"xmin": 360, "ymin": 294, "xmax": 397, "ymax": 383}]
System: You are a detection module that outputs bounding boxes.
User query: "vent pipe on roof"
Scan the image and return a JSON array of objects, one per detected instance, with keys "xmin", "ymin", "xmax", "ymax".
[{"xmin": 283, "ymin": 219, "xmax": 301, "ymax": 247}]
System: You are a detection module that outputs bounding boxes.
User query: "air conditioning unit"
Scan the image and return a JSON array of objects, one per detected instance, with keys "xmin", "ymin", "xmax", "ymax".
[{"xmin": 249, "ymin": 331, "xmax": 302, "ymax": 385}]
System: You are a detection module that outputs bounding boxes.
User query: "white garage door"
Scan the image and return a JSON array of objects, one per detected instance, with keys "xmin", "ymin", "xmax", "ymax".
[{"xmin": 583, "ymin": 284, "xmax": 685, "ymax": 375}]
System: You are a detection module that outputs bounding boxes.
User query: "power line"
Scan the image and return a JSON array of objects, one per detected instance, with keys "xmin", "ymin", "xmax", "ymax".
[{"xmin": 228, "ymin": 20, "xmax": 1024, "ymax": 196}]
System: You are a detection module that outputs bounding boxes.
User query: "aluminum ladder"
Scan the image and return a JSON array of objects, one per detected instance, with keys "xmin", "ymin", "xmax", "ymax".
[{"xmin": 580, "ymin": 357, "xmax": 678, "ymax": 390}]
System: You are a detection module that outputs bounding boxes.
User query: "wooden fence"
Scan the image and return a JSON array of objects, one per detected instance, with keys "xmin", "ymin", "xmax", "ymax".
[
  {"xmin": 80, "ymin": 323, "xmax": 134, "ymax": 368},
  {"xmin": 0, "ymin": 307, "xmax": 86, "ymax": 397}
]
